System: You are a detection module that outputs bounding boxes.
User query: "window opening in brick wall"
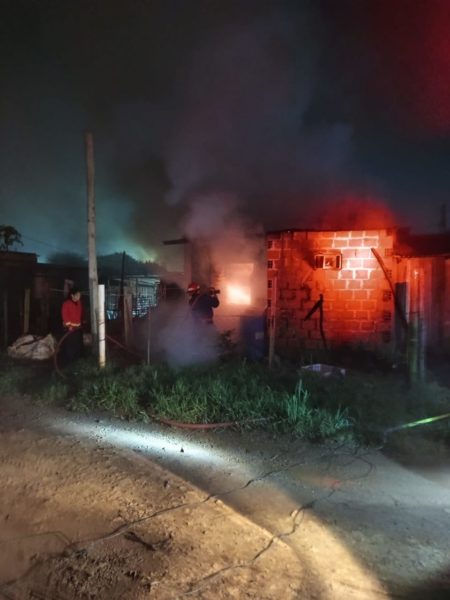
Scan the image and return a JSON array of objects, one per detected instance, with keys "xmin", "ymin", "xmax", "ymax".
[
  {"xmin": 314, "ymin": 252, "xmax": 342, "ymax": 270},
  {"xmin": 267, "ymin": 240, "xmax": 273, "ymax": 249},
  {"xmin": 382, "ymin": 310, "xmax": 392, "ymax": 322},
  {"xmin": 267, "ymin": 260, "xmax": 273, "ymax": 268},
  {"xmin": 382, "ymin": 290, "xmax": 392, "ymax": 301},
  {"xmin": 268, "ymin": 280, "xmax": 273, "ymax": 289}
]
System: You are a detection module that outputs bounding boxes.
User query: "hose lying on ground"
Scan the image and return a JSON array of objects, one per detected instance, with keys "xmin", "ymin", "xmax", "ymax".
[
  {"xmin": 54, "ymin": 332, "xmax": 142, "ymax": 378},
  {"xmin": 153, "ymin": 416, "xmax": 272, "ymax": 431}
]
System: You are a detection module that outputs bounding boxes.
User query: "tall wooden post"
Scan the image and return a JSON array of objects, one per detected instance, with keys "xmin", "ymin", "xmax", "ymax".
[
  {"xmin": 408, "ymin": 267, "xmax": 420, "ymax": 384},
  {"xmin": 123, "ymin": 287, "xmax": 133, "ymax": 347},
  {"xmin": 268, "ymin": 276, "xmax": 278, "ymax": 369},
  {"xmin": 146, "ymin": 306, "xmax": 151, "ymax": 365},
  {"xmin": 85, "ymin": 131, "xmax": 98, "ymax": 351},
  {"xmin": 2, "ymin": 290, "xmax": 7, "ymax": 348},
  {"xmin": 119, "ymin": 251, "xmax": 126, "ymax": 335},
  {"xmin": 417, "ymin": 268, "xmax": 426, "ymax": 383},
  {"xmin": 23, "ymin": 288, "xmax": 30, "ymax": 334},
  {"xmin": 98, "ymin": 284, "xmax": 106, "ymax": 368}
]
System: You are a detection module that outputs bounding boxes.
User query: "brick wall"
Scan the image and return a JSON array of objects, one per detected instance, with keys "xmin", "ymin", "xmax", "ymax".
[{"xmin": 267, "ymin": 229, "xmax": 396, "ymax": 352}]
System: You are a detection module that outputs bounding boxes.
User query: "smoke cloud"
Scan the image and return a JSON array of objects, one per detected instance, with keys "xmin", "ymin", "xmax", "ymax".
[
  {"xmin": 157, "ymin": 303, "xmax": 220, "ymax": 368},
  {"xmin": 161, "ymin": 10, "xmax": 361, "ymax": 234},
  {"xmin": 2, "ymin": 1, "xmax": 449, "ymax": 263}
]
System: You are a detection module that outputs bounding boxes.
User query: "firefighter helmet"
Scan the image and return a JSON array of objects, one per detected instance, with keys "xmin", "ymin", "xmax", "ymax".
[{"xmin": 187, "ymin": 281, "xmax": 200, "ymax": 293}]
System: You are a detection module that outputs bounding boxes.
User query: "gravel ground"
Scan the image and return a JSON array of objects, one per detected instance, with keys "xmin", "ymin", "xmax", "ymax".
[{"xmin": 1, "ymin": 395, "xmax": 450, "ymax": 599}]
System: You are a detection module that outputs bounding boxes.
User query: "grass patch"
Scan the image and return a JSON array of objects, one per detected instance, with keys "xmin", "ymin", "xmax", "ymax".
[
  {"xmin": 149, "ymin": 362, "xmax": 283, "ymax": 424},
  {"xmin": 283, "ymin": 380, "xmax": 352, "ymax": 440},
  {"xmin": 300, "ymin": 370, "xmax": 450, "ymax": 426},
  {"xmin": 1, "ymin": 351, "xmax": 449, "ymax": 446},
  {"xmin": 69, "ymin": 365, "xmax": 149, "ymax": 421}
]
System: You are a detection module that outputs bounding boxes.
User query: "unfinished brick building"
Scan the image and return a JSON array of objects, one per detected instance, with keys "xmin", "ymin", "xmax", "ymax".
[{"xmin": 266, "ymin": 228, "xmax": 450, "ymax": 357}]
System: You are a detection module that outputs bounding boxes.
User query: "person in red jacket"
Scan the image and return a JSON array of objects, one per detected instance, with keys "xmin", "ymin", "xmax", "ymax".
[{"xmin": 61, "ymin": 288, "xmax": 84, "ymax": 362}]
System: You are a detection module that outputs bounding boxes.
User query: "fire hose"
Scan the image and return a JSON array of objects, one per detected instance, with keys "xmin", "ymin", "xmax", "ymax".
[
  {"xmin": 53, "ymin": 331, "xmax": 143, "ymax": 379},
  {"xmin": 155, "ymin": 411, "xmax": 450, "ymax": 437},
  {"xmin": 53, "ymin": 335, "xmax": 450, "ymax": 435},
  {"xmin": 153, "ymin": 416, "xmax": 272, "ymax": 431},
  {"xmin": 53, "ymin": 329, "xmax": 76, "ymax": 379}
]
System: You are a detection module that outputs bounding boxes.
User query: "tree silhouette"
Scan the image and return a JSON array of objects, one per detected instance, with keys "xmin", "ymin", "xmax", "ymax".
[{"xmin": 0, "ymin": 225, "xmax": 23, "ymax": 251}]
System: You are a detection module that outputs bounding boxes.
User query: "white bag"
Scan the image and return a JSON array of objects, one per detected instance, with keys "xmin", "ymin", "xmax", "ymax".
[{"xmin": 7, "ymin": 334, "xmax": 56, "ymax": 361}]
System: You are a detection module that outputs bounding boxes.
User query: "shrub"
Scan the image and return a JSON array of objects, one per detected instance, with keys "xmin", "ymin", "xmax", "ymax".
[
  {"xmin": 283, "ymin": 379, "xmax": 352, "ymax": 440},
  {"xmin": 72, "ymin": 371, "xmax": 148, "ymax": 421}
]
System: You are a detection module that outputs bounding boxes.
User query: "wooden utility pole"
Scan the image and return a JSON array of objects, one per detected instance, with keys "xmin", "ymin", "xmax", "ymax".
[{"xmin": 85, "ymin": 131, "xmax": 99, "ymax": 350}]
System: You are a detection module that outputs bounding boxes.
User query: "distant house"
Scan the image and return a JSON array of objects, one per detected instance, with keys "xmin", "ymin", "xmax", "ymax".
[
  {"xmin": 0, "ymin": 246, "xmax": 170, "ymax": 347},
  {"xmin": 266, "ymin": 228, "xmax": 450, "ymax": 357},
  {"xmin": 0, "ymin": 251, "xmax": 37, "ymax": 345}
]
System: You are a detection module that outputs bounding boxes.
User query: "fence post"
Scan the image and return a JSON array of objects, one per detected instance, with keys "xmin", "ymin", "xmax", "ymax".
[
  {"xmin": 124, "ymin": 288, "xmax": 133, "ymax": 347},
  {"xmin": 98, "ymin": 284, "xmax": 106, "ymax": 368},
  {"xmin": 23, "ymin": 288, "xmax": 30, "ymax": 334},
  {"xmin": 268, "ymin": 276, "xmax": 278, "ymax": 369}
]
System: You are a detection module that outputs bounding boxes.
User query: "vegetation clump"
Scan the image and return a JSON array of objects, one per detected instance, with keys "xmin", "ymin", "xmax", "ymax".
[{"xmin": 0, "ymin": 351, "xmax": 449, "ymax": 447}]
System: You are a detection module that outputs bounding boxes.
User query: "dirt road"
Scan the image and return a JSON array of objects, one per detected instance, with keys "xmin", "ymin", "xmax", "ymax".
[{"xmin": 1, "ymin": 395, "xmax": 450, "ymax": 599}]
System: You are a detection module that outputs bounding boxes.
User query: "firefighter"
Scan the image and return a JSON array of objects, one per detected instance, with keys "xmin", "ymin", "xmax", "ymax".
[
  {"xmin": 61, "ymin": 287, "xmax": 84, "ymax": 362},
  {"xmin": 187, "ymin": 282, "xmax": 220, "ymax": 325}
]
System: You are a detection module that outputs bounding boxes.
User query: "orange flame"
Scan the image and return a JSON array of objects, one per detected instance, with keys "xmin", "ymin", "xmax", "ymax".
[{"xmin": 226, "ymin": 283, "xmax": 251, "ymax": 305}]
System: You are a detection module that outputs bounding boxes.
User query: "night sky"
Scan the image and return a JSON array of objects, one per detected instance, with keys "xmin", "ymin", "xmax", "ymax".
[{"xmin": 1, "ymin": 0, "xmax": 449, "ymax": 265}]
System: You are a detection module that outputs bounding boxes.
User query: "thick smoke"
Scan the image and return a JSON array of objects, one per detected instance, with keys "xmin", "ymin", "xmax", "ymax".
[
  {"xmin": 162, "ymin": 11, "xmax": 361, "ymax": 231},
  {"xmin": 181, "ymin": 191, "xmax": 266, "ymax": 304},
  {"xmin": 155, "ymin": 302, "xmax": 220, "ymax": 368},
  {"xmin": 182, "ymin": 192, "xmax": 262, "ymax": 266},
  {"xmin": 3, "ymin": 1, "xmax": 448, "ymax": 263},
  {"xmin": 150, "ymin": 191, "xmax": 264, "ymax": 367}
]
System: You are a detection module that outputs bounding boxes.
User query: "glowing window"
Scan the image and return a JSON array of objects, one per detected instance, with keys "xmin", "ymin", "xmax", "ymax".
[
  {"xmin": 314, "ymin": 253, "xmax": 342, "ymax": 270},
  {"xmin": 224, "ymin": 263, "xmax": 253, "ymax": 306}
]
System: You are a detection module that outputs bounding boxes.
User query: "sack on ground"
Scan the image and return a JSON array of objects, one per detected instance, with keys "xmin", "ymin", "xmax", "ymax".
[{"xmin": 7, "ymin": 334, "xmax": 56, "ymax": 361}]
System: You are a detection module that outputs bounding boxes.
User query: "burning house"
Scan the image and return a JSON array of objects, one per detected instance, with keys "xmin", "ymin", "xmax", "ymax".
[
  {"xmin": 266, "ymin": 227, "xmax": 450, "ymax": 360},
  {"xmin": 163, "ymin": 222, "xmax": 450, "ymax": 366},
  {"xmin": 163, "ymin": 235, "xmax": 267, "ymax": 360}
]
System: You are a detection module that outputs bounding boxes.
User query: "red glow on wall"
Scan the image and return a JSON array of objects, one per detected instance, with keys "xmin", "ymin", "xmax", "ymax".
[
  {"xmin": 267, "ymin": 228, "xmax": 395, "ymax": 350},
  {"xmin": 308, "ymin": 195, "xmax": 397, "ymax": 231}
]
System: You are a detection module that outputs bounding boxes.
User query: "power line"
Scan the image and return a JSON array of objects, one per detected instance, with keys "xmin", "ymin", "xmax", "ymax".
[
  {"xmin": 21, "ymin": 234, "xmax": 84, "ymax": 256},
  {"xmin": 1, "ymin": 214, "xmax": 83, "ymax": 256}
]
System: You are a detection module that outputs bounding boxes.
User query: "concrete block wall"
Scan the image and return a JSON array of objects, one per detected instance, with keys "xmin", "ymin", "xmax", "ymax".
[{"xmin": 267, "ymin": 229, "xmax": 396, "ymax": 351}]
